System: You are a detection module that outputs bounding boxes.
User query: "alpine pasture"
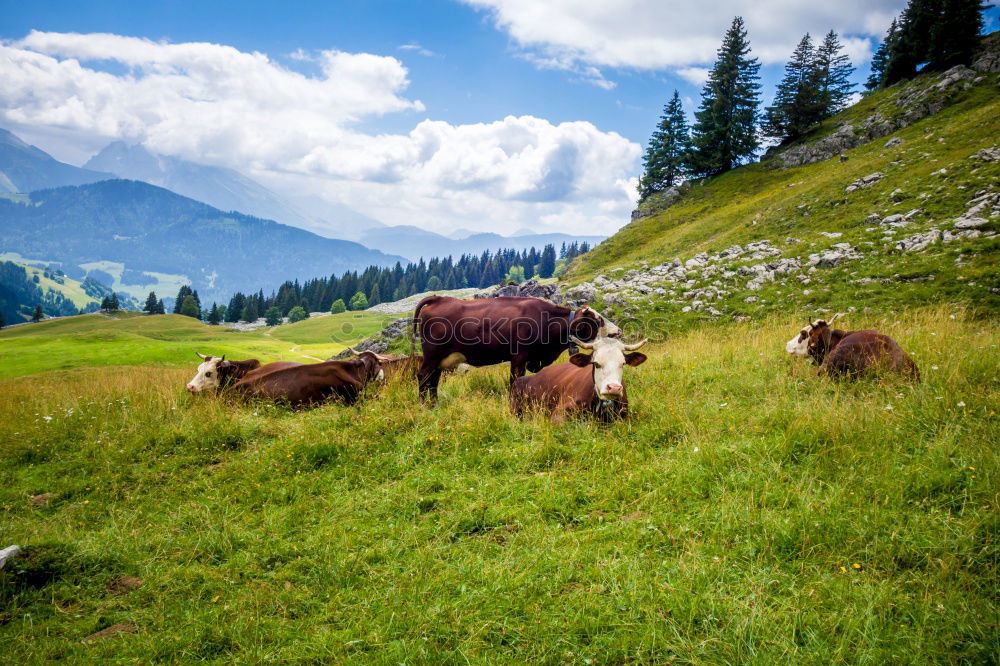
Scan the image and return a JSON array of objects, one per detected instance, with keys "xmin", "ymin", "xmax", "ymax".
[{"xmin": 1, "ymin": 306, "xmax": 996, "ymax": 662}]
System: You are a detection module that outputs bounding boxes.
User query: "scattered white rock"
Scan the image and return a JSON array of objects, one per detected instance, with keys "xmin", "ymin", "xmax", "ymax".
[
  {"xmin": 884, "ymin": 137, "xmax": 904, "ymax": 148},
  {"xmin": 818, "ymin": 231, "xmax": 843, "ymax": 238},
  {"xmin": 970, "ymin": 146, "xmax": 1000, "ymax": 162},
  {"xmin": 845, "ymin": 172, "xmax": 884, "ymax": 193},
  {"xmin": 896, "ymin": 229, "xmax": 942, "ymax": 252}
]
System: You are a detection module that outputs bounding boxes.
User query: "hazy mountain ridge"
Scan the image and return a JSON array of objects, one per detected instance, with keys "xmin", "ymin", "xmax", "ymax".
[
  {"xmin": 0, "ymin": 128, "xmax": 113, "ymax": 194},
  {"xmin": 0, "ymin": 179, "xmax": 407, "ymax": 304},
  {"xmin": 359, "ymin": 225, "xmax": 604, "ymax": 262}
]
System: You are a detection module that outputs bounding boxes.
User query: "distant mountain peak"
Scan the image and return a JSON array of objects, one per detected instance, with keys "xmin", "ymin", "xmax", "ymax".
[{"xmin": 0, "ymin": 126, "xmax": 113, "ymax": 194}]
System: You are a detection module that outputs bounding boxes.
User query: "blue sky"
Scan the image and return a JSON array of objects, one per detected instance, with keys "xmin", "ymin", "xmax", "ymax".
[{"xmin": 1, "ymin": 1, "xmax": 995, "ymax": 237}]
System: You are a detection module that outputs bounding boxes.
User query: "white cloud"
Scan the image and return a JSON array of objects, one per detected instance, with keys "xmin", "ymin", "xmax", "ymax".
[
  {"xmin": 464, "ymin": 0, "xmax": 904, "ymax": 77},
  {"xmin": 0, "ymin": 31, "xmax": 640, "ymax": 236},
  {"xmin": 398, "ymin": 43, "xmax": 436, "ymax": 57},
  {"xmin": 675, "ymin": 67, "xmax": 710, "ymax": 87}
]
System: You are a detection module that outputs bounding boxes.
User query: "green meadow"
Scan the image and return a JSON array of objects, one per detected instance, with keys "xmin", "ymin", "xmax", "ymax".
[
  {"xmin": 0, "ymin": 310, "xmax": 400, "ymax": 378},
  {"xmin": 0, "ymin": 307, "xmax": 996, "ymax": 662}
]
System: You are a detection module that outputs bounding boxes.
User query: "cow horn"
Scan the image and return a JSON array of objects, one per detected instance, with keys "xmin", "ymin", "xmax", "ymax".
[
  {"xmin": 220, "ymin": 354, "xmax": 225, "ymax": 362},
  {"xmin": 622, "ymin": 338, "xmax": 648, "ymax": 351},
  {"xmin": 196, "ymin": 352, "xmax": 208, "ymax": 360},
  {"xmin": 346, "ymin": 347, "xmax": 359, "ymax": 356},
  {"xmin": 569, "ymin": 335, "xmax": 592, "ymax": 350},
  {"xmin": 829, "ymin": 312, "xmax": 844, "ymax": 324}
]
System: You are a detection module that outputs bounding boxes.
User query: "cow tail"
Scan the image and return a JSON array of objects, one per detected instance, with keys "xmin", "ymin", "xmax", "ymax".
[{"xmin": 411, "ymin": 296, "xmax": 434, "ymax": 356}]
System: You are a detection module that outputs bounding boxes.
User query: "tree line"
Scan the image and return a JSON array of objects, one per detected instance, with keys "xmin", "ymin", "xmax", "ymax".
[
  {"xmin": 141, "ymin": 241, "xmax": 590, "ymax": 324},
  {"xmin": 638, "ymin": 0, "xmax": 986, "ymax": 200}
]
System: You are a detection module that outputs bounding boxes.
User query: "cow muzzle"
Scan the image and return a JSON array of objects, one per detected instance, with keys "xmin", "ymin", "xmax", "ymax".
[
  {"xmin": 600, "ymin": 383, "xmax": 624, "ymax": 399},
  {"xmin": 186, "ymin": 383, "xmax": 198, "ymax": 393}
]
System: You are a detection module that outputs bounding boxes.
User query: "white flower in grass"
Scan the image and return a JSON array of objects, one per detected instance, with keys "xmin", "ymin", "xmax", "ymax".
[
  {"xmin": 43, "ymin": 415, "xmax": 52, "ymax": 422},
  {"xmin": 957, "ymin": 401, "xmax": 966, "ymax": 407},
  {"xmin": 884, "ymin": 405, "xmax": 893, "ymax": 411}
]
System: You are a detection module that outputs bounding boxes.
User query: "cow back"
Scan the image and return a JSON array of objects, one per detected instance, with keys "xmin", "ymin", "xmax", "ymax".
[{"xmin": 825, "ymin": 331, "xmax": 920, "ymax": 380}]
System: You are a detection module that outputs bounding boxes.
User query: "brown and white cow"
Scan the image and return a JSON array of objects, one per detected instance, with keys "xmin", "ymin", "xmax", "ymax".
[
  {"xmin": 510, "ymin": 336, "xmax": 648, "ymax": 423},
  {"xmin": 413, "ymin": 295, "xmax": 621, "ymax": 403},
  {"xmin": 228, "ymin": 351, "xmax": 384, "ymax": 408},
  {"xmin": 186, "ymin": 353, "xmax": 301, "ymax": 394},
  {"xmin": 789, "ymin": 318, "xmax": 920, "ymax": 380}
]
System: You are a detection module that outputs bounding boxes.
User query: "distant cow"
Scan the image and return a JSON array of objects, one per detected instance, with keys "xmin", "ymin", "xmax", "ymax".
[
  {"xmin": 413, "ymin": 295, "xmax": 621, "ymax": 403},
  {"xmin": 186, "ymin": 353, "xmax": 301, "ymax": 394},
  {"xmin": 229, "ymin": 352, "xmax": 384, "ymax": 408},
  {"xmin": 787, "ymin": 317, "xmax": 920, "ymax": 380},
  {"xmin": 511, "ymin": 336, "xmax": 648, "ymax": 423}
]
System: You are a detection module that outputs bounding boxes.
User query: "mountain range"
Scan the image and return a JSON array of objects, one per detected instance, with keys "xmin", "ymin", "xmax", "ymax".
[
  {"xmin": 358, "ymin": 225, "xmax": 604, "ymax": 263},
  {"xmin": 0, "ymin": 128, "xmax": 113, "ymax": 193},
  {"xmin": 0, "ymin": 179, "xmax": 406, "ymax": 304},
  {"xmin": 0, "ymin": 127, "xmax": 604, "ymax": 302}
]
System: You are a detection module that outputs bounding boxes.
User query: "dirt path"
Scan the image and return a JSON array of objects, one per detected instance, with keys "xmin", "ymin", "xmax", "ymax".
[{"xmin": 289, "ymin": 345, "xmax": 324, "ymax": 362}]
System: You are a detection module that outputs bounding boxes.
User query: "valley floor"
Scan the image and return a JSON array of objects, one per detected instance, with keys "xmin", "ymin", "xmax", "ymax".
[{"xmin": 0, "ymin": 307, "xmax": 996, "ymax": 662}]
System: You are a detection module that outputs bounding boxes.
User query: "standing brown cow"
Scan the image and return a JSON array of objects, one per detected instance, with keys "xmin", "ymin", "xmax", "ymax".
[
  {"xmin": 511, "ymin": 336, "xmax": 648, "ymax": 423},
  {"xmin": 798, "ymin": 319, "xmax": 920, "ymax": 380},
  {"xmin": 228, "ymin": 352, "xmax": 383, "ymax": 408},
  {"xmin": 412, "ymin": 295, "xmax": 620, "ymax": 403}
]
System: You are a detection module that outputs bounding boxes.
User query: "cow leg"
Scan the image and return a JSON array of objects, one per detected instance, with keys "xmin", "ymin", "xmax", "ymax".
[
  {"xmin": 509, "ymin": 355, "xmax": 528, "ymax": 385},
  {"xmin": 417, "ymin": 357, "xmax": 442, "ymax": 405}
]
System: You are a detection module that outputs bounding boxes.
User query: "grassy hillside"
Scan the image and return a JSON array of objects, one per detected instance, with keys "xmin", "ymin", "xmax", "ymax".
[
  {"xmin": 0, "ymin": 307, "xmax": 995, "ymax": 661},
  {"xmin": 0, "ymin": 311, "xmax": 397, "ymax": 378},
  {"xmin": 566, "ymin": 70, "xmax": 999, "ymax": 327},
  {"xmin": 17, "ymin": 263, "xmax": 99, "ymax": 309}
]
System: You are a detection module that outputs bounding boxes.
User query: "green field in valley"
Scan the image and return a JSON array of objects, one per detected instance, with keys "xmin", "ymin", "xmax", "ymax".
[{"xmin": 0, "ymin": 310, "xmax": 402, "ymax": 378}]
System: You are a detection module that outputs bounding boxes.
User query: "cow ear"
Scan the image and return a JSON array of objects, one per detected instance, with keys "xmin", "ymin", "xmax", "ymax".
[
  {"xmin": 568, "ymin": 353, "xmax": 591, "ymax": 367},
  {"xmin": 625, "ymin": 352, "xmax": 647, "ymax": 367}
]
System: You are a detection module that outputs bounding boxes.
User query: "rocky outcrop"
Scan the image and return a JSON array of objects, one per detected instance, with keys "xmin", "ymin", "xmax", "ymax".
[
  {"xmin": 845, "ymin": 172, "xmax": 884, "ymax": 193},
  {"xmin": 769, "ymin": 65, "xmax": 977, "ymax": 169},
  {"xmin": 331, "ymin": 317, "xmax": 411, "ymax": 359},
  {"xmin": 474, "ymin": 278, "xmax": 562, "ymax": 303}
]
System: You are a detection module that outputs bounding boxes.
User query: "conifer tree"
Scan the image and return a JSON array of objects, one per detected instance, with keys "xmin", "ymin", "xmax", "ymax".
[
  {"xmin": 866, "ymin": 19, "xmax": 898, "ymax": 91},
  {"xmin": 815, "ymin": 31, "xmax": 856, "ymax": 116},
  {"xmin": 882, "ymin": 0, "xmax": 985, "ymax": 86},
  {"xmin": 689, "ymin": 16, "xmax": 761, "ymax": 177},
  {"xmin": 100, "ymin": 296, "xmax": 110, "ymax": 312},
  {"xmin": 538, "ymin": 244, "xmax": 557, "ymax": 279},
  {"xmin": 109, "ymin": 293, "xmax": 120, "ymax": 311},
  {"xmin": 0, "ymin": 311, "xmax": 5, "ymax": 329},
  {"xmin": 143, "ymin": 291, "xmax": 159, "ymax": 314},
  {"xmin": 207, "ymin": 303, "xmax": 221, "ymax": 325},
  {"xmin": 173, "ymin": 285, "xmax": 193, "ymax": 314},
  {"xmin": 762, "ymin": 33, "xmax": 821, "ymax": 143},
  {"xmin": 638, "ymin": 90, "xmax": 691, "ymax": 199},
  {"xmin": 32, "ymin": 304, "xmax": 43, "ymax": 322},
  {"xmin": 241, "ymin": 300, "xmax": 259, "ymax": 322},
  {"xmin": 156, "ymin": 299, "xmax": 166, "ymax": 315},
  {"xmin": 178, "ymin": 295, "xmax": 200, "ymax": 319}
]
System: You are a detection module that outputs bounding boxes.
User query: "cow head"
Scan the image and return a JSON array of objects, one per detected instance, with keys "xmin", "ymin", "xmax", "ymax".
[
  {"xmin": 786, "ymin": 313, "xmax": 841, "ymax": 360},
  {"xmin": 569, "ymin": 305, "xmax": 621, "ymax": 342},
  {"xmin": 187, "ymin": 352, "xmax": 226, "ymax": 393},
  {"xmin": 806, "ymin": 320, "xmax": 835, "ymax": 365},
  {"xmin": 569, "ymin": 336, "xmax": 647, "ymax": 401},
  {"xmin": 354, "ymin": 350, "xmax": 385, "ymax": 383}
]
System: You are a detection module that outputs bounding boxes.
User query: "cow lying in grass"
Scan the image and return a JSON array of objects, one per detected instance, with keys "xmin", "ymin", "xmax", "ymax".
[
  {"xmin": 786, "ymin": 316, "xmax": 919, "ymax": 380},
  {"xmin": 341, "ymin": 349, "xmax": 471, "ymax": 382},
  {"xmin": 228, "ymin": 352, "xmax": 384, "ymax": 408},
  {"xmin": 510, "ymin": 336, "xmax": 648, "ymax": 423},
  {"xmin": 186, "ymin": 353, "xmax": 301, "ymax": 394}
]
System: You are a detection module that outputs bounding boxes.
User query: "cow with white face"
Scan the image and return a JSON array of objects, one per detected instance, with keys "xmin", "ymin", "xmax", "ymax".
[
  {"xmin": 187, "ymin": 353, "xmax": 230, "ymax": 393},
  {"xmin": 510, "ymin": 336, "xmax": 648, "ymax": 423},
  {"xmin": 786, "ymin": 313, "xmax": 843, "ymax": 360}
]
